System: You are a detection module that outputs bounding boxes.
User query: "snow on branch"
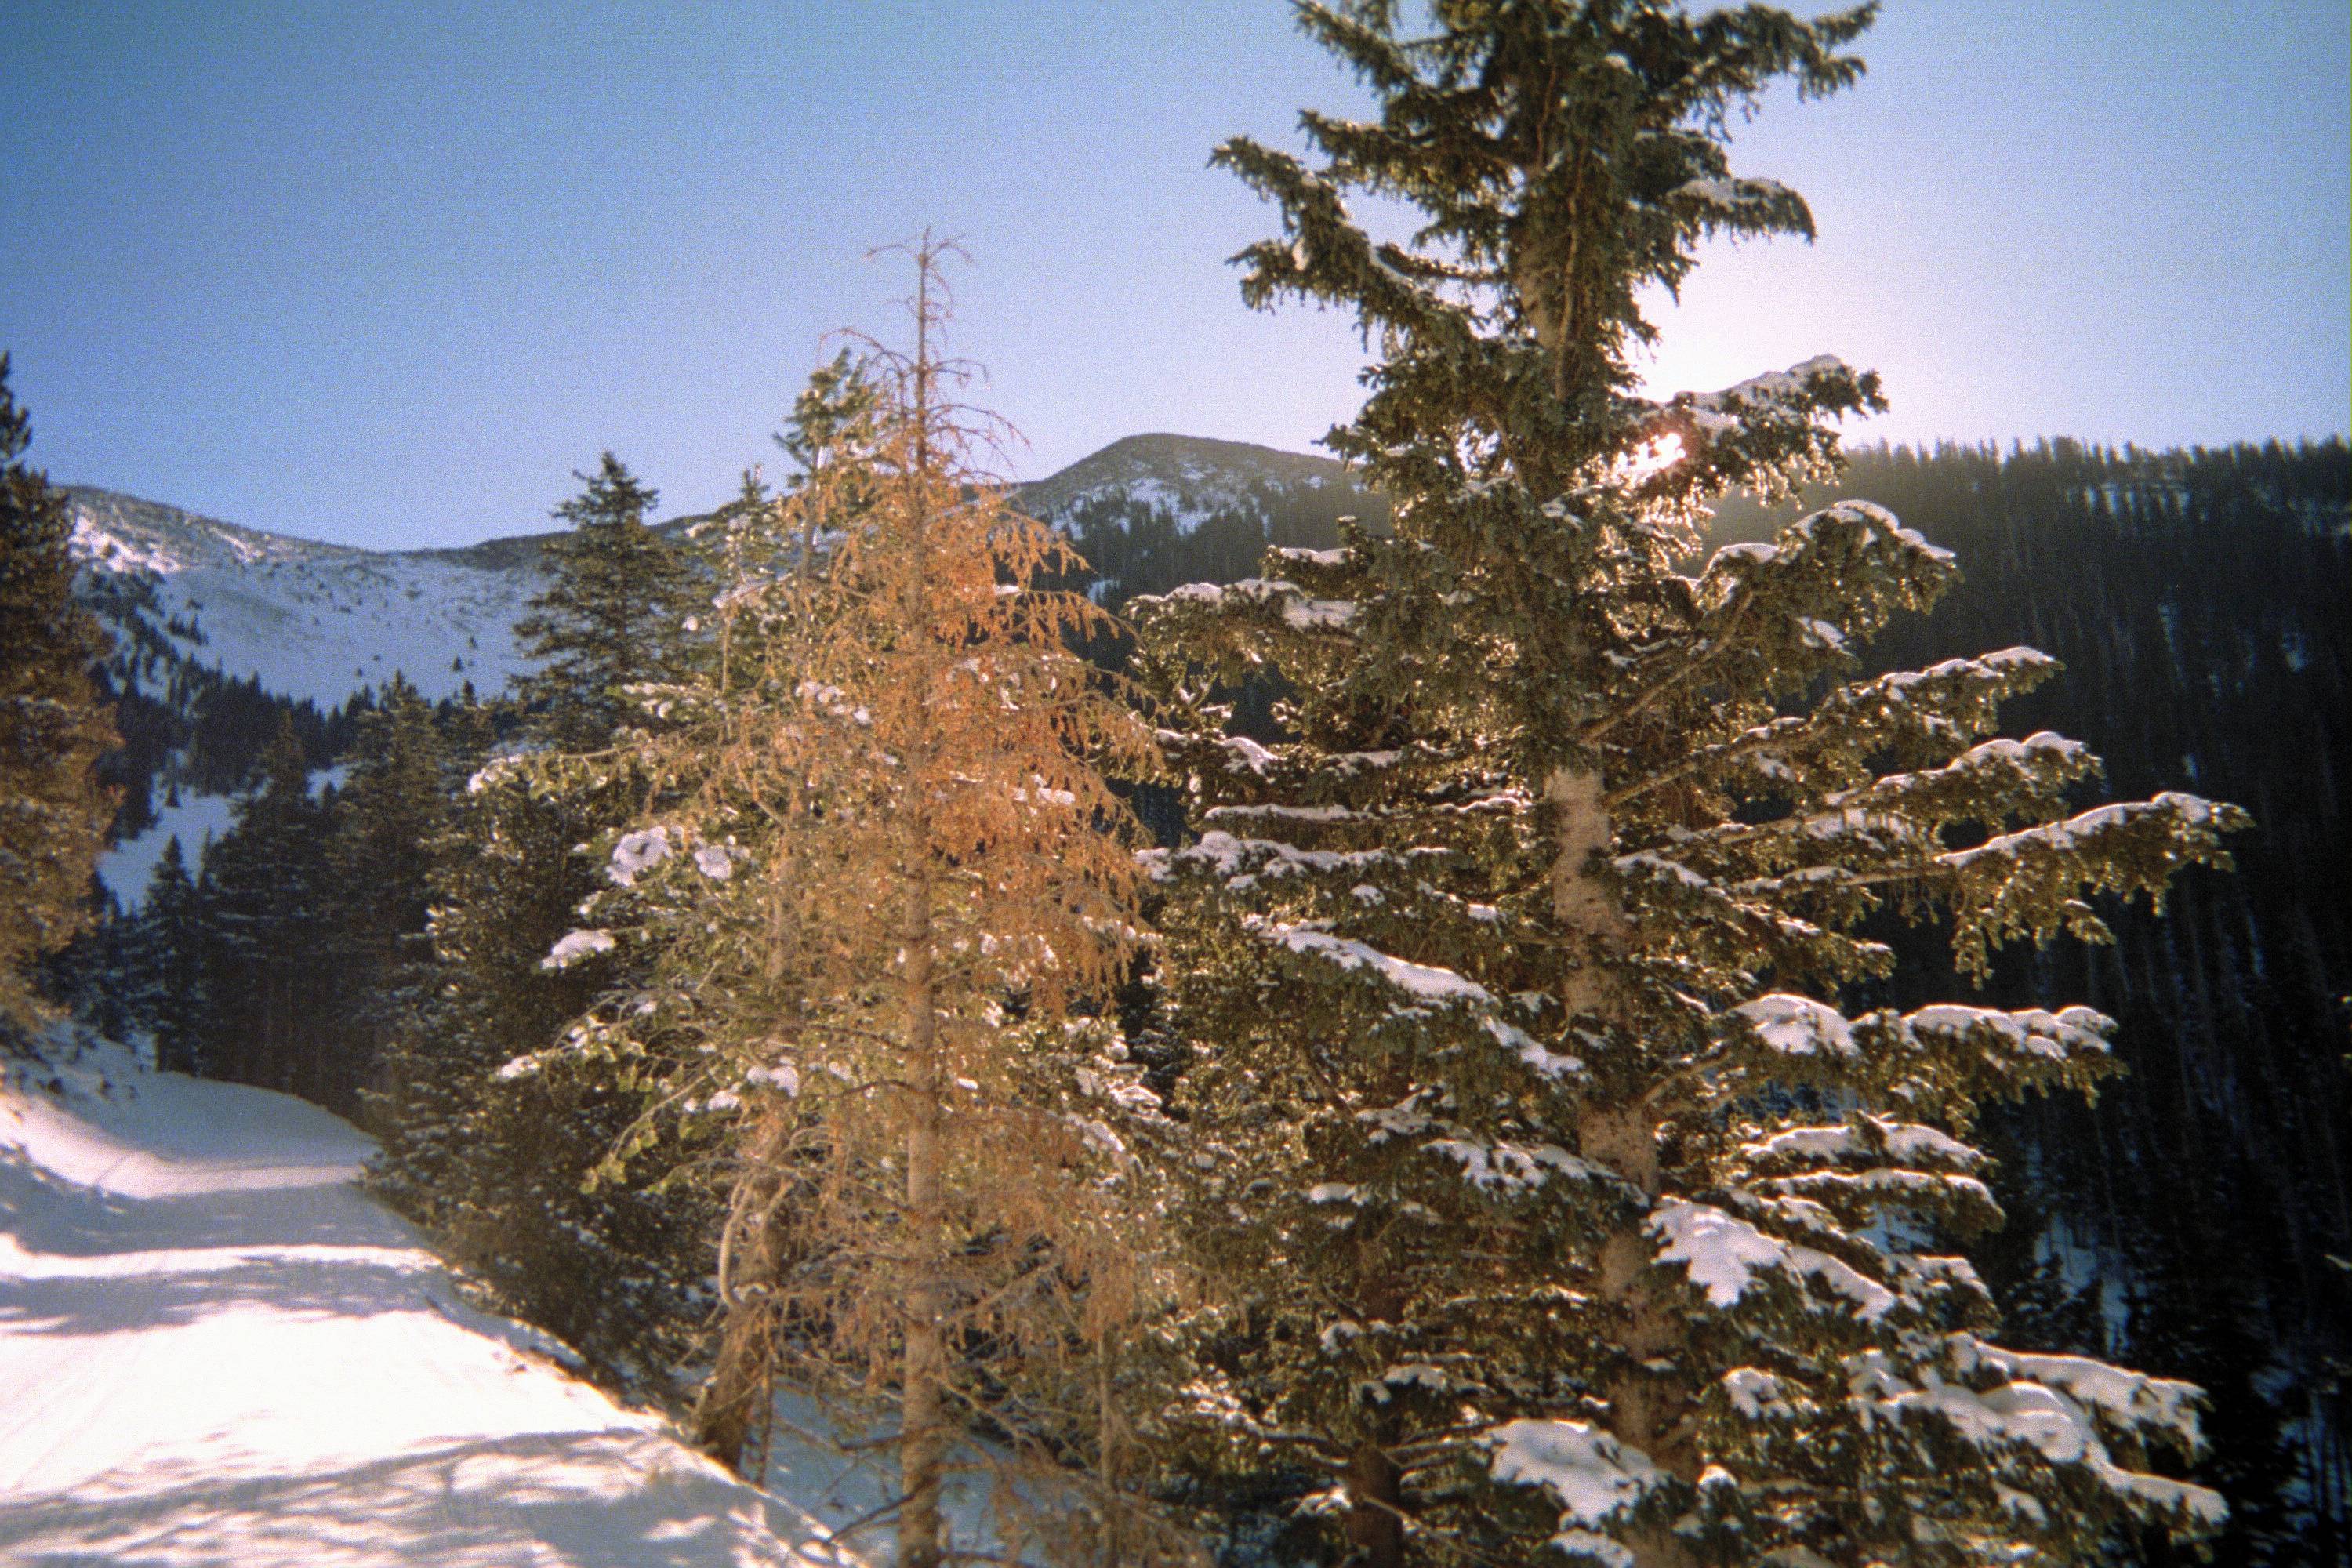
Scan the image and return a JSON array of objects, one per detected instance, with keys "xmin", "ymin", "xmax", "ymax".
[
  {"xmin": 1486, "ymin": 1417, "xmax": 1669, "ymax": 1549},
  {"xmin": 1950, "ymin": 1336, "xmax": 2209, "ymax": 1455},
  {"xmin": 1699, "ymin": 502, "xmax": 1953, "ymax": 604},
  {"xmin": 1640, "ymin": 355, "xmax": 1887, "ymax": 506},
  {"xmin": 1822, "ymin": 730, "xmax": 2097, "ymax": 822},
  {"xmin": 541, "ymin": 927, "xmax": 615, "ymax": 971},
  {"xmin": 1595, "ymin": 499, "xmax": 1960, "ymax": 744},
  {"xmin": 1847, "ymin": 1344, "xmax": 2226, "ymax": 1531},
  {"xmin": 1426, "ymin": 1136, "xmax": 1606, "ymax": 1195},
  {"xmin": 1131, "ymin": 575, "xmax": 1356, "ymax": 631},
  {"xmin": 1740, "ymin": 1116, "xmax": 1985, "ymax": 1175},
  {"xmin": 1671, "ymin": 174, "xmax": 1805, "ymax": 227},
  {"xmin": 1754, "ymin": 1167, "xmax": 2003, "ymax": 1234},
  {"xmin": 1733, "ymin": 993, "xmax": 1861, "ymax": 1059},
  {"xmin": 608, "ymin": 826, "xmax": 671, "ymax": 886},
  {"xmin": 1732, "ymin": 993, "xmax": 2120, "ymax": 1112},
  {"xmin": 1248, "ymin": 919, "xmax": 1492, "ymax": 1006},
  {"xmin": 1683, "ymin": 356, "xmax": 1859, "ymax": 441},
  {"xmin": 1649, "ymin": 1198, "xmax": 1896, "ymax": 1320},
  {"xmin": 1146, "ymin": 829, "xmax": 1404, "ymax": 889},
  {"xmin": 1939, "ymin": 789, "xmax": 2250, "ymax": 978},
  {"xmin": 1633, "ymin": 646, "xmax": 2063, "ymax": 812}
]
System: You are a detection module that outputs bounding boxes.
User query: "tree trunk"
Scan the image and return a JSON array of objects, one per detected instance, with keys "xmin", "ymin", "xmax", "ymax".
[
  {"xmin": 1545, "ymin": 767, "xmax": 1624, "ymax": 1016},
  {"xmin": 1550, "ymin": 766, "xmax": 1701, "ymax": 1568},
  {"xmin": 900, "ymin": 868, "xmax": 948, "ymax": 1568},
  {"xmin": 694, "ymin": 1116, "xmax": 790, "ymax": 1476},
  {"xmin": 1345, "ymin": 1253, "xmax": 1409, "ymax": 1567},
  {"xmin": 1345, "ymin": 1443, "xmax": 1405, "ymax": 1568}
]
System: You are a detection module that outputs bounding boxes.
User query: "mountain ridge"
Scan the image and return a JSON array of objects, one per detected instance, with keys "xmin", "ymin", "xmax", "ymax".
[
  {"xmin": 60, "ymin": 431, "xmax": 1385, "ymax": 725},
  {"xmin": 64, "ymin": 431, "xmax": 1367, "ymax": 566}
]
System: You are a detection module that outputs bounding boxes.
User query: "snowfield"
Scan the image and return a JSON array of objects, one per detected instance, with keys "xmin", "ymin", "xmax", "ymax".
[
  {"xmin": 0, "ymin": 1040, "xmax": 861, "ymax": 1567},
  {"xmin": 67, "ymin": 487, "xmax": 544, "ymax": 713}
]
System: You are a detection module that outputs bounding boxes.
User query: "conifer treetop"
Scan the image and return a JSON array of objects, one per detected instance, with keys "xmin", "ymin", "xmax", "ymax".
[
  {"xmin": 1218, "ymin": 0, "xmax": 1880, "ymax": 493},
  {"xmin": 512, "ymin": 450, "xmax": 696, "ymax": 747}
]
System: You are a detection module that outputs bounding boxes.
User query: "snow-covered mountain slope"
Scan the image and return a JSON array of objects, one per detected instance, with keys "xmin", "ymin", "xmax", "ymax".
[
  {"xmin": 65, "ymin": 433, "xmax": 1383, "ymax": 724},
  {"xmin": 0, "ymin": 1037, "xmax": 862, "ymax": 1567},
  {"xmin": 64, "ymin": 437, "xmax": 1371, "ymax": 904},
  {"xmin": 1014, "ymin": 431, "xmax": 1368, "ymax": 532},
  {"xmin": 67, "ymin": 486, "xmax": 546, "ymax": 712},
  {"xmin": 98, "ymin": 789, "xmax": 241, "ymax": 909},
  {"xmin": 1014, "ymin": 434, "xmax": 1389, "ymax": 608}
]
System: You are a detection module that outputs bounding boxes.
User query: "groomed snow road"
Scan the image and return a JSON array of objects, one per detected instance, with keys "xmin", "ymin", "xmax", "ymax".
[{"xmin": 0, "ymin": 1041, "xmax": 861, "ymax": 1567}]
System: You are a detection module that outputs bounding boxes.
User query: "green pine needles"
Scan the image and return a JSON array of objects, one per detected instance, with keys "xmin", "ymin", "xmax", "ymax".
[
  {"xmin": 1131, "ymin": 4, "xmax": 2244, "ymax": 1566},
  {"xmin": 0, "ymin": 354, "xmax": 116, "ymax": 1030},
  {"xmin": 513, "ymin": 452, "xmax": 699, "ymax": 748}
]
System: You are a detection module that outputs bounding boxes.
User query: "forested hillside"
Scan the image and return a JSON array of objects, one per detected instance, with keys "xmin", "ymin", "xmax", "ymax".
[
  {"xmin": 1016, "ymin": 432, "xmax": 1390, "ymax": 606},
  {"xmin": 1720, "ymin": 439, "xmax": 2350, "ymax": 1561}
]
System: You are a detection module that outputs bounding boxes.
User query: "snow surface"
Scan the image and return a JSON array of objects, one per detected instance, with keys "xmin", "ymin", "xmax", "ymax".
[
  {"xmin": 96, "ymin": 793, "xmax": 240, "ymax": 909},
  {"xmin": 68, "ymin": 490, "xmax": 543, "ymax": 713},
  {"xmin": 0, "ymin": 1039, "xmax": 860, "ymax": 1566},
  {"xmin": 750, "ymin": 1389, "xmax": 1047, "ymax": 1566}
]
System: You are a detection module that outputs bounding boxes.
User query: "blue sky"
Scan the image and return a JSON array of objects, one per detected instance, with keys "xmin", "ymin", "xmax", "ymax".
[{"xmin": 3, "ymin": 1, "xmax": 2345, "ymax": 550}]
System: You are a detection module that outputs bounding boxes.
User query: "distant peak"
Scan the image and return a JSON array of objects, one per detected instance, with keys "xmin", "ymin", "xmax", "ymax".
[{"xmin": 1018, "ymin": 432, "xmax": 1369, "ymax": 521}]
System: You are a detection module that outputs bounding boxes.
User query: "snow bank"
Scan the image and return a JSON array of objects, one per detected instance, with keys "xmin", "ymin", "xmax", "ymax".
[{"xmin": 0, "ymin": 1038, "xmax": 859, "ymax": 1566}]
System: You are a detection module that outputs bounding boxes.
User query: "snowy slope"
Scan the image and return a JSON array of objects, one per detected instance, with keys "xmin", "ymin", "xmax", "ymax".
[
  {"xmin": 1016, "ymin": 432, "xmax": 1338, "ymax": 532},
  {"xmin": 96, "ymin": 791, "xmax": 241, "ymax": 909},
  {"xmin": 64, "ymin": 435, "xmax": 1374, "ymax": 717},
  {"xmin": 66, "ymin": 486, "xmax": 545, "ymax": 711},
  {"xmin": 1014, "ymin": 434, "xmax": 1388, "ymax": 606},
  {"xmin": 0, "ymin": 1039, "xmax": 864, "ymax": 1567},
  {"xmin": 1015, "ymin": 431, "xmax": 1376, "ymax": 537}
]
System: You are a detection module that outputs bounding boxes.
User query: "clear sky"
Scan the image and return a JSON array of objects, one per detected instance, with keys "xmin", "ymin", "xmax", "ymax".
[{"xmin": 3, "ymin": 1, "xmax": 2346, "ymax": 550}]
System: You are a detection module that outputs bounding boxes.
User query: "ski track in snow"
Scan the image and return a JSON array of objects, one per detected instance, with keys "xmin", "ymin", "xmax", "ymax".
[{"xmin": 0, "ymin": 1042, "xmax": 863, "ymax": 1567}]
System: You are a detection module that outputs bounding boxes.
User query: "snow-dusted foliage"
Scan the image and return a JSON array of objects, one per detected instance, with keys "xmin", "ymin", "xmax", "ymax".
[{"xmin": 1134, "ymin": 5, "xmax": 2241, "ymax": 1565}]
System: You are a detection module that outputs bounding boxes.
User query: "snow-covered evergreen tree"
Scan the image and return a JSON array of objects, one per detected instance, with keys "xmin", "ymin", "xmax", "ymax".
[
  {"xmin": 1133, "ymin": 5, "xmax": 2243, "ymax": 1564},
  {"xmin": 361, "ymin": 677, "xmax": 711, "ymax": 1381},
  {"xmin": 367, "ymin": 452, "xmax": 720, "ymax": 1374},
  {"xmin": 0, "ymin": 354, "xmax": 116, "ymax": 1032}
]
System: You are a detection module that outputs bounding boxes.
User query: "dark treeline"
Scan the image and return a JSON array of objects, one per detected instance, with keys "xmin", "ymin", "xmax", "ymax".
[{"xmin": 1726, "ymin": 437, "xmax": 2352, "ymax": 1563}]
